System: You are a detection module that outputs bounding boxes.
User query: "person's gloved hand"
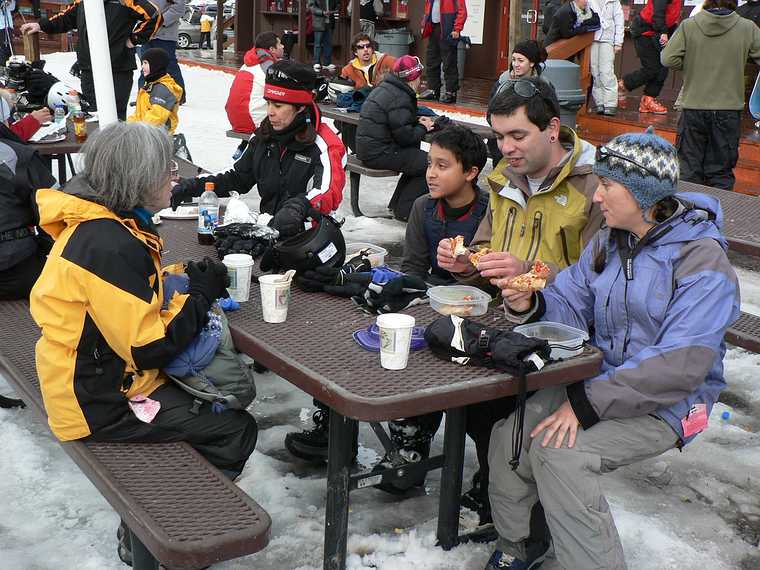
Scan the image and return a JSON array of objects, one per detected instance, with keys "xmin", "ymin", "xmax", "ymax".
[
  {"xmin": 324, "ymin": 271, "xmax": 372, "ymax": 297},
  {"xmin": 171, "ymin": 178, "xmax": 200, "ymax": 210},
  {"xmin": 186, "ymin": 256, "xmax": 230, "ymax": 303},
  {"xmin": 353, "ymin": 275, "xmax": 428, "ymax": 314},
  {"xmin": 271, "ymin": 196, "xmax": 318, "ymax": 238}
]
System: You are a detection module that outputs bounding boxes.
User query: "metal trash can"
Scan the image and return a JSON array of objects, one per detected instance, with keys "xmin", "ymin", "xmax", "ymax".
[
  {"xmin": 375, "ymin": 28, "xmax": 414, "ymax": 58},
  {"xmin": 542, "ymin": 59, "xmax": 586, "ymax": 128}
]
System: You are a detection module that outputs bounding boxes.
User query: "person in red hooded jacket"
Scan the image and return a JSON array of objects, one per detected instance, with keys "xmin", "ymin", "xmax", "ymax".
[
  {"xmin": 421, "ymin": 0, "xmax": 467, "ymax": 104},
  {"xmin": 225, "ymin": 31, "xmax": 285, "ymax": 134}
]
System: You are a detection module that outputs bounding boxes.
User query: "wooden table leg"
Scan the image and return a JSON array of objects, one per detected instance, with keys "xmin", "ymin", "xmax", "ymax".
[
  {"xmin": 437, "ymin": 406, "xmax": 466, "ymax": 550},
  {"xmin": 324, "ymin": 409, "xmax": 356, "ymax": 570}
]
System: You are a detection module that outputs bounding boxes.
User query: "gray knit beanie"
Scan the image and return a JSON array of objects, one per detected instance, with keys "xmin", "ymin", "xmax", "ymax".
[{"xmin": 593, "ymin": 127, "xmax": 679, "ymax": 210}]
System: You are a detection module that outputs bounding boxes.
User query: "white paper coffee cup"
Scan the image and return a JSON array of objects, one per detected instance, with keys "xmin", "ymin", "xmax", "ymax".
[
  {"xmin": 376, "ymin": 313, "xmax": 416, "ymax": 370},
  {"xmin": 258, "ymin": 274, "xmax": 292, "ymax": 323},
  {"xmin": 222, "ymin": 254, "xmax": 254, "ymax": 302}
]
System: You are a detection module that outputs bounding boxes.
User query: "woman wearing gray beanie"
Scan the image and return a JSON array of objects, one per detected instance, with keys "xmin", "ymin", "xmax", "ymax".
[{"xmin": 485, "ymin": 128, "xmax": 740, "ymax": 570}]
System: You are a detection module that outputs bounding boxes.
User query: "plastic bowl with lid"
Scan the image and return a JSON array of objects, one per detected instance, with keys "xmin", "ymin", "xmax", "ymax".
[
  {"xmin": 513, "ymin": 321, "xmax": 589, "ymax": 360},
  {"xmin": 428, "ymin": 285, "xmax": 492, "ymax": 317},
  {"xmin": 345, "ymin": 242, "xmax": 388, "ymax": 267}
]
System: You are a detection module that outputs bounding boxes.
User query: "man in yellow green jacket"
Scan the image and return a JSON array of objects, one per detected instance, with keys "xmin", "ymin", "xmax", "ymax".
[{"xmin": 435, "ymin": 77, "xmax": 601, "ymax": 542}]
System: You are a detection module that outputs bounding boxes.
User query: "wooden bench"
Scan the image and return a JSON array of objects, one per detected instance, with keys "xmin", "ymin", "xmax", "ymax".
[
  {"xmin": 345, "ymin": 154, "xmax": 398, "ymax": 218},
  {"xmin": 0, "ymin": 300, "xmax": 271, "ymax": 570}
]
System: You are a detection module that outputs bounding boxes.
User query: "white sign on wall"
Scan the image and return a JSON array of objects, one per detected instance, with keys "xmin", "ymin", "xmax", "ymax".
[{"xmin": 461, "ymin": 0, "xmax": 485, "ymax": 45}]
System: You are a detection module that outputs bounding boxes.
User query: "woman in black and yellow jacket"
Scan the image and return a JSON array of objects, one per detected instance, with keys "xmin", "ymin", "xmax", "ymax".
[{"xmin": 30, "ymin": 123, "xmax": 257, "ymax": 483}]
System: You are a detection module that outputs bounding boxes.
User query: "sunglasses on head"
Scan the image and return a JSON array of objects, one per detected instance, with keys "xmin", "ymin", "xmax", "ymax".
[
  {"xmin": 596, "ymin": 145, "xmax": 660, "ymax": 178},
  {"xmin": 499, "ymin": 79, "xmax": 561, "ymax": 118}
]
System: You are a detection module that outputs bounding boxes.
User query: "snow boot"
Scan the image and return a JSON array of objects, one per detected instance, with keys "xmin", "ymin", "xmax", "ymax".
[
  {"xmin": 461, "ymin": 470, "xmax": 492, "ymax": 525},
  {"xmin": 440, "ymin": 91, "xmax": 458, "ymax": 104},
  {"xmin": 284, "ymin": 407, "xmax": 358, "ymax": 462},
  {"xmin": 638, "ymin": 95, "xmax": 668, "ymax": 115},
  {"xmin": 484, "ymin": 538, "xmax": 547, "ymax": 570}
]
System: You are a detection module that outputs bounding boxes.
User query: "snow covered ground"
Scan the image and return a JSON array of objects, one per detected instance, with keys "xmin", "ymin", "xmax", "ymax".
[{"xmin": 1, "ymin": 52, "xmax": 760, "ymax": 570}]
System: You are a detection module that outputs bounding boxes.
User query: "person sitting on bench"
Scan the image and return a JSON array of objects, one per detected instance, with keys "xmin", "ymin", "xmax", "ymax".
[
  {"xmin": 487, "ymin": 129, "xmax": 740, "ymax": 569},
  {"xmin": 29, "ymin": 122, "xmax": 258, "ymax": 563},
  {"xmin": 0, "ymin": 122, "xmax": 55, "ymax": 300},
  {"xmin": 340, "ymin": 32, "xmax": 396, "ymax": 89},
  {"xmin": 172, "ymin": 61, "xmax": 346, "ymax": 238},
  {"xmin": 356, "ymin": 55, "xmax": 434, "ymax": 221}
]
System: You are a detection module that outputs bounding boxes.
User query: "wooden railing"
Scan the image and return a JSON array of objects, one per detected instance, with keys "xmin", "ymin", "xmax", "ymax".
[{"xmin": 545, "ymin": 32, "xmax": 595, "ymax": 95}]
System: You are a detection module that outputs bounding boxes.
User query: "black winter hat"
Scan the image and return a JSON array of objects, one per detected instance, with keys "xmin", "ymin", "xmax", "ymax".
[
  {"xmin": 512, "ymin": 40, "xmax": 548, "ymax": 67},
  {"xmin": 264, "ymin": 60, "xmax": 317, "ymax": 104},
  {"xmin": 142, "ymin": 48, "xmax": 170, "ymax": 81}
]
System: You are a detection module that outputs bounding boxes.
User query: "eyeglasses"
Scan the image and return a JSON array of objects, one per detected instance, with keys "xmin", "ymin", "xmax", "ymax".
[
  {"xmin": 596, "ymin": 145, "xmax": 660, "ymax": 178},
  {"xmin": 355, "ymin": 43, "xmax": 372, "ymax": 50},
  {"xmin": 498, "ymin": 79, "xmax": 561, "ymax": 118}
]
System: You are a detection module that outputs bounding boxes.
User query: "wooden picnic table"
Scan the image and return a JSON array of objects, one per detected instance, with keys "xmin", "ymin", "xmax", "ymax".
[
  {"xmin": 679, "ymin": 181, "xmax": 760, "ymax": 258},
  {"xmin": 318, "ymin": 103, "xmax": 495, "ymax": 139},
  {"xmin": 31, "ymin": 119, "xmax": 98, "ymax": 182},
  {"xmin": 158, "ymin": 219, "xmax": 602, "ymax": 570}
]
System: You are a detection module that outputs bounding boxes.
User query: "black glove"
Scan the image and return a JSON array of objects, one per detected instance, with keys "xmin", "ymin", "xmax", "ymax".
[
  {"xmin": 295, "ymin": 252, "xmax": 372, "ymax": 293},
  {"xmin": 432, "ymin": 116, "xmax": 453, "ymax": 132},
  {"xmin": 271, "ymin": 196, "xmax": 318, "ymax": 238},
  {"xmin": 186, "ymin": 256, "xmax": 230, "ymax": 303},
  {"xmin": 171, "ymin": 178, "xmax": 201, "ymax": 210},
  {"xmin": 69, "ymin": 61, "xmax": 81, "ymax": 78},
  {"xmin": 353, "ymin": 275, "xmax": 428, "ymax": 314},
  {"xmin": 27, "ymin": 69, "xmax": 58, "ymax": 103},
  {"xmin": 213, "ymin": 223, "xmax": 278, "ymax": 260}
]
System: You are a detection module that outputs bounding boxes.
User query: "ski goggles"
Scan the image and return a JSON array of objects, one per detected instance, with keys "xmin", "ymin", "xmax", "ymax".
[
  {"xmin": 501, "ymin": 79, "xmax": 561, "ymax": 118},
  {"xmin": 596, "ymin": 145, "xmax": 660, "ymax": 178}
]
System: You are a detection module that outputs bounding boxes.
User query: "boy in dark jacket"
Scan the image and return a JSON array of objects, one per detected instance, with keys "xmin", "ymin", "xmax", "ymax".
[{"xmin": 401, "ymin": 124, "xmax": 489, "ymax": 285}]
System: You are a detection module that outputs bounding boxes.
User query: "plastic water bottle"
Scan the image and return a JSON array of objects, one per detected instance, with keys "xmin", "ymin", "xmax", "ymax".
[
  {"xmin": 720, "ymin": 410, "xmax": 732, "ymax": 424},
  {"xmin": 54, "ymin": 104, "xmax": 65, "ymax": 126},
  {"xmin": 197, "ymin": 181, "xmax": 219, "ymax": 245}
]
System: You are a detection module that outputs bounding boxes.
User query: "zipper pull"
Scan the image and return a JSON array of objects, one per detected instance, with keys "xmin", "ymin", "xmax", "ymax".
[
  {"xmin": 519, "ymin": 224, "xmax": 525, "ymax": 237},
  {"xmin": 93, "ymin": 347, "xmax": 103, "ymax": 375}
]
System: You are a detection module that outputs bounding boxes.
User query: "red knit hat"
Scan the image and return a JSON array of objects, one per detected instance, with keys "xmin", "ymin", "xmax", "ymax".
[{"xmin": 393, "ymin": 55, "xmax": 424, "ymax": 82}]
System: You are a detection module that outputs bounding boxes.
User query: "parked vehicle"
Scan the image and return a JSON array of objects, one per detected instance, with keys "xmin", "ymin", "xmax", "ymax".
[{"xmin": 177, "ymin": 6, "xmax": 229, "ymax": 49}]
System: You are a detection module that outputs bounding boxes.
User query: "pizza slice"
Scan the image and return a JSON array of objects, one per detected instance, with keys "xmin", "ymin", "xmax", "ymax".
[
  {"xmin": 449, "ymin": 235, "xmax": 469, "ymax": 257},
  {"xmin": 531, "ymin": 260, "xmax": 551, "ymax": 279},
  {"xmin": 505, "ymin": 259, "xmax": 550, "ymax": 292},
  {"xmin": 469, "ymin": 247, "xmax": 494, "ymax": 268}
]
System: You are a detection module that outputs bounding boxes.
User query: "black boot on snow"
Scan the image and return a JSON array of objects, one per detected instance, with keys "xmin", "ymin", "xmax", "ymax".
[
  {"xmin": 461, "ymin": 470, "xmax": 492, "ymax": 525},
  {"xmin": 285, "ymin": 408, "xmax": 330, "ymax": 462}
]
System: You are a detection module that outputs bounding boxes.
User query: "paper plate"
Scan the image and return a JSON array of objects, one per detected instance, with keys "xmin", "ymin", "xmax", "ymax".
[
  {"xmin": 32, "ymin": 133, "xmax": 67, "ymax": 144},
  {"xmin": 158, "ymin": 206, "xmax": 198, "ymax": 220}
]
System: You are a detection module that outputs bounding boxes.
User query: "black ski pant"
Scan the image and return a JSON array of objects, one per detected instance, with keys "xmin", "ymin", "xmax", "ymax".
[
  {"xmin": 623, "ymin": 35, "xmax": 669, "ymax": 98},
  {"xmin": 677, "ymin": 109, "xmax": 742, "ymax": 191},
  {"xmin": 364, "ymin": 146, "xmax": 429, "ymax": 221},
  {"xmin": 0, "ymin": 251, "xmax": 46, "ymax": 300},
  {"xmin": 88, "ymin": 383, "xmax": 258, "ymax": 479},
  {"xmin": 425, "ymin": 23, "xmax": 459, "ymax": 94},
  {"xmin": 80, "ymin": 68, "xmax": 134, "ymax": 121}
]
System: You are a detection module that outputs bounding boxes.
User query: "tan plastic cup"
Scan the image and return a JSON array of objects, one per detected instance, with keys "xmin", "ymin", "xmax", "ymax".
[
  {"xmin": 222, "ymin": 254, "xmax": 254, "ymax": 302},
  {"xmin": 376, "ymin": 313, "xmax": 416, "ymax": 370},
  {"xmin": 258, "ymin": 274, "xmax": 292, "ymax": 323}
]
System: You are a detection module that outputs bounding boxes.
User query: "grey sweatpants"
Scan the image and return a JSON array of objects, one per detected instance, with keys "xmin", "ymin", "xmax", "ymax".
[{"xmin": 488, "ymin": 386, "xmax": 679, "ymax": 570}]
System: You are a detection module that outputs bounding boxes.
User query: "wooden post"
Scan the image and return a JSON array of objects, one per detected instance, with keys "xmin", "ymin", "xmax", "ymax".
[
  {"xmin": 23, "ymin": 32, "xmax": 40, "ymax": 62},
  {"xmin": 508, "ymin": 0, "xmax": 521, "ymax": 64},
  {"xmin": 350, "ymin": 0, "xmax": 359, "ymax": 40},
  {"xmin": 215, "ymin": 0, "xmax": 224, "ymax": 61},
  {"xmin": 297, "ymin": 0, "xmax": 307, "ymax": 63}
]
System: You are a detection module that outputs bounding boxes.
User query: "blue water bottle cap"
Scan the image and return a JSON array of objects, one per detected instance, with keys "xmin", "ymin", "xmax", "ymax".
[{"xmin": 721, "ymin": 411, "xmax": 730, "ymax": 421}]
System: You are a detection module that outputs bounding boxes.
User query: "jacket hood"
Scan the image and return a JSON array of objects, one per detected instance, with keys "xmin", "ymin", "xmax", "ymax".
[
  {"xmin": 694, "ymin": 10, "xmax": 741, "ymax": 36},
  {"xmin": 619, "ymin": 192, "xmax": 727, "ymax": 251},
  {"xmin": 244, "ymin": 47, "xmax": 276, "ymax": 67},
  {"xmin": 148, "ymin": 73, "xmax": 183, "ymax": 99},
  {"xmin": 36, "ymin": 180, "xmax": 159, "ymax": 251}
]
